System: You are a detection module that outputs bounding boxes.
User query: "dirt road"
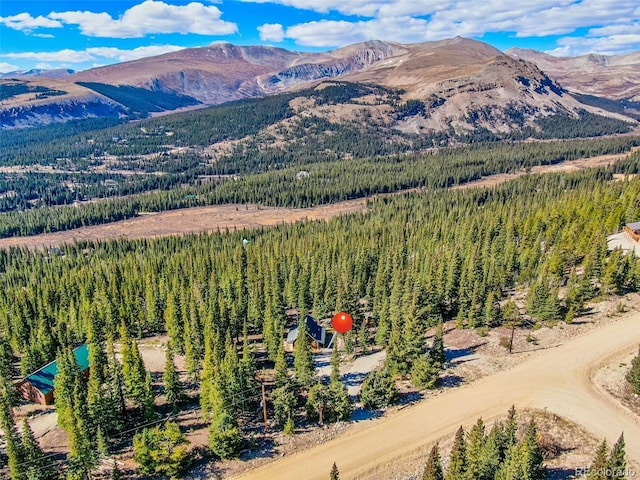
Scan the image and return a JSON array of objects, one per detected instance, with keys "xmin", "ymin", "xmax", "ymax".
[{"xmin": 232, "ymin": 313, "xmax": 640, "ymax": 480}]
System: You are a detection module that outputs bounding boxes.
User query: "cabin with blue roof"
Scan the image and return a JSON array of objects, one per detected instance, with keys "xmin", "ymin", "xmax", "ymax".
[
  {"xmin": 285, "ymin": 315, "xmax": 327, "ymax": 352},
  {"xmin": 18, "ymin": 344, "xmax": 90, "ymax": 405}
]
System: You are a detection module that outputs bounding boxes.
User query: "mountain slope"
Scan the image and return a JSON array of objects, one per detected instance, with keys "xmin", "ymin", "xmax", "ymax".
[
  {"xmin": 1, "ymin": 38, "xmax": 637, "ymax": 135},
  {"xmin": 0, "ymin": 78, "xmax": 127, "ymax": 128},
  {"xmin": 507, "ymin": 47, "xmax": 640, "ymax": 101}
]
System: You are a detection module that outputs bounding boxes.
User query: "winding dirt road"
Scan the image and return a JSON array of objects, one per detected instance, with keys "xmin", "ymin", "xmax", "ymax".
[{"xmin": 232, "ymin": 313, "xmax": 640, "ymax": 480}]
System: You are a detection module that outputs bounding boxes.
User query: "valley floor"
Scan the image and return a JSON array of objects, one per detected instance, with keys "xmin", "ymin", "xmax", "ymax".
[{"xmin": 0, "ymin": 147, "xmax": 637, "ymax": 251}]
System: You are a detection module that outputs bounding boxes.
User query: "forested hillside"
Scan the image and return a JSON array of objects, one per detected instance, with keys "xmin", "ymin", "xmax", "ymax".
[
  {"xmin": 0, "ymin": 136, "xmax": 637, "ymax": 237},
  {"xmin": 0, "ymin": 81, "xmax": 634, "ymax": 231},
  {"xmin": 1, "ymin": 148, "xmax": 640, "ymax": 477}
]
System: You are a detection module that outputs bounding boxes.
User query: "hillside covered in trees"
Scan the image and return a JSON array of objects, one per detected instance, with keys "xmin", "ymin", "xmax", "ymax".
[
  {"xmin": 0, "ymin": 80, "xmax": 636, "ymax": 234},
  {"xmin": 1, "ymin": 149, "xmax": 640, "ymax": 477}
]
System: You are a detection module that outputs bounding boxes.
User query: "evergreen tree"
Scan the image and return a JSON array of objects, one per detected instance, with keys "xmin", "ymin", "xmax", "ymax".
[
  {"xmin": 330, "ymin": 341, "xmax": 341, "ymax": 385},
  {"xmin": 519, "ymin": 420, "xmax": 545, "ymax": 480},
  {"xmin": 360, "ymin": 369, "xmax": 399, "ymax": 409},
  {"xmin": 0, "ymin": 337, "xmax": 17, "ymax": 406},
  {"xmin": 120, "ymin": 323, "xmax": 147, "ymax": 407},
  {"xmin": 110, "ymin": 462, "xmax": 122, "ymax": 480},
  {"xmin": 67, "ymin": 379, "xmax": 97, "ymax": 480},
  {"xmin": 163, "ymin": 346, "xmax": 181, "ymax": 413},
  {"xmin": 411, "ymin": 356, "xmax": 440, "ymax": 390},
  {"xmin": 293, "ymin": 317, "xmax": 315, "ymax": 387},
  {"xmin": 480, "ymin": 422, "xmax": 505, "ymax": 480},
  {"xmin": 164, "ymin": 289, "xmax": 184, "ymax": 354},
  {"xmin": 105, "ymin": 336, "xmax": 126, "ymax": 430},
  {"xmin": 0, "ymin": 388, "xmax": 25, "ymax": 480},
  {"xmin": 274, "ymin": 336, "xmax": 290, "ymax": 389},
  {"xmin": 495, "ymin": 443, "xmax": 522, "ymax": 480},
  {"xmin": 271, "ymin": 381, "xmax": 297, "ymax": 428},
  {"xmin": 608, "ymin": 433, "xmax": 626, "ymax": 480},
  {"xmin": 504, "ymin": 405, "xmax": 518, "ymax": 451},
  {"xmin": 588, "ymin": 439, "xmax": 609, "ymax": 479},
  {"xmin": 430, "ymin": 323, "xmax": 446, "ymax": 368},
  {"xmin": 483, "ymin": 291, "xmax": 502, "ymax": 327},
  {"xmin": 96, "ymin": 426, "xmax": 109, "ymax": 457},
  {"xmin": 627, "ymin": 352, "xmax": 640, "ymax": 394},
  {"xmin": 330, "ymin": 462, "xmax": 340, "ymax": 480},
  {"xmin": 53, "ymin": 348, "xmax": 79, "ymax": 430},
  {"xmin": 133, "ymin": 421, "xmax": 190, "ymax": 480},
  {"xmin": 422, "ymin": 443, "xmax": 444, "ymax": 480},
  {"xmin": 21, "ymin": 418, "xmax": 59, "ymax": 480},
  {"xmin": 465, "ymin": 418, "xmax": 485, "ymax": 480},
  {"xmin": 328, "ymin": 381, "xmax": 353, "ymax": 422},
  {"xmin": 142, "ymin": 371, "xmax": 158, "ymax": 422},
  {"xmin": 446, "ymin": 426, "xmax": 466, "ymax": 480},
  {"xmin": 209, "ymin": 410, "xmax": 243, "ymax": 459},
  {"xmin": 306, "ymin": 383, "xmax": 330, "ymax": 424}
]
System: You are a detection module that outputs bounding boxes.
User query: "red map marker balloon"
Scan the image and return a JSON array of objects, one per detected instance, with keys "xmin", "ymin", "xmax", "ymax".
[{"xmin": 332, "ymin": 311, "xmax": 353, "ymax": 334}]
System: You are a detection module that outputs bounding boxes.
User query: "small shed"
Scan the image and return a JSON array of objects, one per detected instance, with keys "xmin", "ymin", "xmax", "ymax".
[
  {"xmin": 18, "ymin": 344, "xmax": 90, "ymax": 405},
  {"xmin": 624, "ymin": 221, "xmax": 640, "ymax": 242},
  {"xmin": 285, "ymin": 315, "xmax": 327, "ymax": 351}
]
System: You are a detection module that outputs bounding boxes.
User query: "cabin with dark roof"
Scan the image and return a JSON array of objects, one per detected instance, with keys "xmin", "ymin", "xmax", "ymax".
[
  {"xmin": 285, "ymin": 315, "xmax": 327, "ymax": 351},
  {"xmin": 18, "ymin": 344, "xmax": 90, "ymax": 405},
  {"xmin": 624, "ymin": 221, "xmax": 640, "ymax": 243}
]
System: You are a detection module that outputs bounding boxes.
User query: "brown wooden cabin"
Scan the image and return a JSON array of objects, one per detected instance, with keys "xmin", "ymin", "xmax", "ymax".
[
  {"xmin": 624, "ymin": 221, "xmax": 640, "ymax": 243},
  {"xmin": 18, "ymin": 344, "xmax": 90, "ymax": 405}
]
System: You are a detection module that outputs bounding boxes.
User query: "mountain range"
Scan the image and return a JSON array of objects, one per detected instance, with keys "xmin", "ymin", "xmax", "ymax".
[{"xmin": 2, "ymin": 37, "xmax": 639, "ymax": 135}]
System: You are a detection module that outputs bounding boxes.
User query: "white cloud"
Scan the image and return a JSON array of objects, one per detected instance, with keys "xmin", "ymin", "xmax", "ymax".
[
  {"xmin": 0, "ymin": 62, "xmax": 20, "ymax": 73},
  {"xmin": 48, "ymin": 1, "xmax": 237, "ymax": 38},
  {"xmin": 0, "ymin": 13, "xmax": 62, "ymax": 31},
  {"xmin": 243, "ymin": 0, "xmax": 640, "ymax": 54},
  {"xmin": 87, "ymin": 45, "xmax": 186, "ymax": 62},
  {"xmin": 2, "ymin": 45, "xmax": 186, "ymax": 65},
  {"xmin": 258, "ymin": 23, "xmax": 285, "ymax": 42},
  {"xmin": 285, "ymin": 20, "xmax": 365, "ymax": 46},
  {"xmin": 550, "ymin": 34, "xmax": 640, "ymax": 57},
  {"xmin": 587, "ymin": 22, "xmax": 640, "ymax": 37},
  {"xmin": 3, "ymin": 49, "xmax": 96, "ymax": 63},
  {"xmin": 240, "ymin": 0, "xmax": 390, "ymax": 16}
]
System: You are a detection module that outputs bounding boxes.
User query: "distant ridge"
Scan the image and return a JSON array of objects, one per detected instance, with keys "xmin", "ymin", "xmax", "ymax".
[{"xmin": 1, "ymin": 37, "xmax": 638, "ymax": 132}]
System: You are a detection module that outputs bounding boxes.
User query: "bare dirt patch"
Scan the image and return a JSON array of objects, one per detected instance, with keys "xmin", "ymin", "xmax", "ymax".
[{"xmin": 0, "ymin": 200, "xmax": 369, "ymax": 250}]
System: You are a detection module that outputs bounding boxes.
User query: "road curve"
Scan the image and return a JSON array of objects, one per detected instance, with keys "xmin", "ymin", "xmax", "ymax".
[{"xmin": 232, "ymin": 313, "xmax": 640, "ymax": 480}]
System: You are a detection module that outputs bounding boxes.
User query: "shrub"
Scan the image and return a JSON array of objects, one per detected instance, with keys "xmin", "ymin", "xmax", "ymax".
[
  {"xmin": 627, "ymin": 353, "xmax": 640, "ymax": 395},
  {"xmin": 360, "ymin": 369, "xmax": 399, "ymax": 409},
  {"xmin": 209, "ymin": 412, "xmax": 243, "ymax": 459},
  {"xmin": 133, "ymin": 421, "xmax": 190, "ymax": 480}
]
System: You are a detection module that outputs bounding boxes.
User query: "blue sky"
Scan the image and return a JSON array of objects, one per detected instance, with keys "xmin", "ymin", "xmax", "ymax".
[{"xmin": 1, "ymin": 0, "xmax": 639, "ymax": 73}]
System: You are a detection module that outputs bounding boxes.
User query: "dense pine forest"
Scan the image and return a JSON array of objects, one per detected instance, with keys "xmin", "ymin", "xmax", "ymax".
[
  {"xmin": 1, "ymin": 148, "xmax": 640, "ymax": 477},
  {"xmin": 1, "ymin": 77, "xmax": 640, "ymax": 478},
  {"xmin": 0, "ymin": 137, "xmax": 638, "ymax": 237}
]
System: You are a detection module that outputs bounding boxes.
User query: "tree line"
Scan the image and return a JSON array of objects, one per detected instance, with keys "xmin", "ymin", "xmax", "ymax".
[{"xmin": 0, "ymin": 137, "xmax": 637, "ymax": 237}]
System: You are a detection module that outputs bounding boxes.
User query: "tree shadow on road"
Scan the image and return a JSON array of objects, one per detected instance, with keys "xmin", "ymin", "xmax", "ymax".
[{"xmin": 546, "ymin": 467, "xmax": 578, "ymax": 479}]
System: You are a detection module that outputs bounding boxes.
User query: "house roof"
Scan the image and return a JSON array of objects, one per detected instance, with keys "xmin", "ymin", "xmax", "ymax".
[
  {"xmin": 627, "ymin": 221, "xmax": 640, "ymax": 231},
  {"xmin": 286, "ymin": 315, "xmax": 325, "ymax": 344},
  {"xmin": 23, "ymin": 344, "xmax": 90, "ymax": 396}
]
